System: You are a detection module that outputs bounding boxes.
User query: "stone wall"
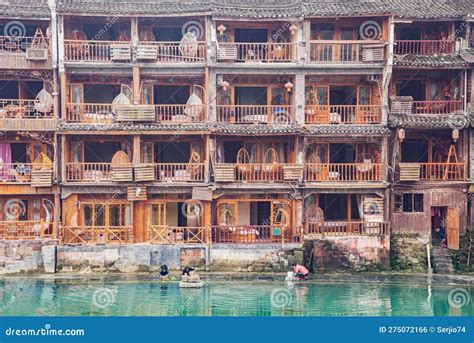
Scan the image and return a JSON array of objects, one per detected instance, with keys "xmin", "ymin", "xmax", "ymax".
[
  {"xmin": 306, "ymin": 236, "xmax": 390, "ymax": 272},
  {"xmin": 390, "ymin": 233, "xmax": 429, "ymax": 272},
  {"xmin": 0, "ymin": 240, "xmax": 57, "ymax": 275}
]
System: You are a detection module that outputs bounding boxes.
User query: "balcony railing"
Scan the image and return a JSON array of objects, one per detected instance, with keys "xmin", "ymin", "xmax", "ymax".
[
  {"xmin": 64, "ymin": 39, "xmax": 131, "ymax": 62},
  {"xmin": 65, "ymin": 103, "xmax": 206, "ymax": 123},
  {"xmin": 0, "ymin": 99, "xmax": 55, "ymax": 130},
  {"xmin": 0, "ymin": 35, "xmax": 49, "ymax": 53},
  {"xmin": 411, "ymin": 100, "xmax": 463, "ymax": 115},
  {"xmin": 0, "ymin": 163, "xmax": 53, "ymax": 184},
  {"xmin": 304, "ymin": 221, "xmax": 390, "ymax": 236},
  {"xmin": 66, "ymin": 163, "xmax": 112, "ymax": 182},
  {"xmin": 217, "ymin": 105, "xmax": 294, "ymax": 124},
  {"xmin": 305, "ymin": 105, "xmax": 382, "ymax": 124},
  {"xmin": 137, "ymin": 41, "xmax": 206, "ymax": 62},
  {"xmin": 305, "ymin": 163, "xmax": 384, "ymax": 182},
  {"xmin": 394, "ymin": 40, "xmax": 455, "ymax": 55},
  {"xmin": 309, "ymin": 40, "xmax": 384, "ymax": 63},
  {"xmin": 217, "ymin": 42, "xmax": 295, "ymax": 62},
  {"xmin": 211, "ymin": 225, "xmax": 301, "ymax": 244},
  {"xmin": 154, "ymin": 163, "xmax": 205, "ymax": 182},
  {"xmin": 60, "ymin": 226, "xmax": 133, "ymax": 244},
  {"xmin": 0, "ymin": 220, "xmax": 54, "ymax": 240},
  {"xmin": 147, "ymin": 226, "xmax": 207, "ymax": 244},
  {"xmin": 399, "ymin": 162, "xmax": 466, "ymax": 181}
]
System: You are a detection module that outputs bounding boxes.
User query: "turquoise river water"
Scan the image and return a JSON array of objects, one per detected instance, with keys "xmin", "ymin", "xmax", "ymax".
[{"xmin": 0, "ymin": 275, "xmax": 472, "ymax": 316}]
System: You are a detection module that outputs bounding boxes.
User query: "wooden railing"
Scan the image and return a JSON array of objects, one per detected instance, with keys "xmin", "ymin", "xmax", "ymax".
[
  {"xmin": 155, "ymin": 163, "xmax": 205, "ymax": 182},
  {"xmin": 138, "ymin": 41, "xmax": 206, "ymax": 62},
  {"xmin": 64, "ymin": 39, "xmax": 131, "ymax": 62},
  {"xmin": 419, "ymin": 163, "xmax": 465, "ymax": 181},
  {"xmin": 306, "ymin": 163, "xmax": 384, "ymax": 182},
  {"xmin": 394, "ymin": 40, "xmax": 455, "ymax": 55},
  {"xmin": 305, "ymin": 104, "xmax": 382, "ymax": 124},
  {"xmin": 61, "ymin": 226, "xmax": 133, "ymax": 244},
  {"xmin": 155, "ymin": 104, "xmax": 206, "ymax": 122},
  {"xmin": 0, "ymin": 163, "xmax": 53, "ymax": 183},
  {"xmin": 147, "ymin": 226, "xmax": 208, "ymax": 244},
  {"xmin": 0, "ymin": 220, "xmax": 53, "ymax": 240},
  {"xmin": 65, "ymin": 103, "xmax": 114, "ymax": 123},
  {"xmin": 304, "ymin": 221, "xmax": 389, "ymax": 236},
  {"xmin": 0, "ymin": 99, "xmax": 53, "ymax": 119},
  {"xmin": 411, "ymin": 100, "xmax": 463, "ymax": 115},
  {"xmin": 211, "ymin": 225, "xmax": 301, "ymax": 244},
  {"xmin": 309, "ymin": 40, "xmax": 382, "ymax": 62},
  {"xmin": 66, "ymin": 163, "xmax": 113, "ymax": 182},
  {"xmin": 0, "ymin": 35, "xmax": 49, "ymax": 53},
  {"xmin": 217, "ymin": 105, "xmax": 294, "ymax": 124},
  {"xmin": 218, "ymin": 42, "xmax": 295, "ymax": 62},
  {"xmin": 215, "ymin": 163, "xmax": 287, "ymax": 182}
]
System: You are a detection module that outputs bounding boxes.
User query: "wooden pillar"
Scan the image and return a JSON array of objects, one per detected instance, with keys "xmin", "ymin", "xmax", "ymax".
[
  {"xmin": 294, "ymin": 72, "xmax": 305, "ymax": 124},
  {"xmin": 132, "ymin": 66, "xmax": 140, "ymax": 104},
  {"xmin": 208, "ymin": 70, "xmax": 217, "ymax": 122},
  {"xmin": 60, "ymin": 72, "xmax": 67, "ymax": 119},
  {"xmin": 133, "ymin": 135, "xmax": 141, "ymax": 164},
  {"xmin": 60, "ymin": 134, "xmax": 66, "ymax": 183}
]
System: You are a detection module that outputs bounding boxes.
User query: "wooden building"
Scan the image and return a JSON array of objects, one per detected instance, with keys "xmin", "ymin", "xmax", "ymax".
[{"xmin": 0, "ymin": 0, "xmax": 473, "ymax": 261}]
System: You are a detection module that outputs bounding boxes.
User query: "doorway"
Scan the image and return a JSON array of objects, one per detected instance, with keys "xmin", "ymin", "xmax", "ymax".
[{"xmin": 431, "ymin": 206, "xmax": 447, "ymax": 246}]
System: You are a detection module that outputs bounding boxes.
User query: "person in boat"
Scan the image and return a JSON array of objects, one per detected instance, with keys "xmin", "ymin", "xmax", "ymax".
[
  {"xmin": 292, "ymin": 264, "xmax": 309, "ymax": 280},
  {"xmin": 182, "ymin": 266, "xmax": 200, "ymax": 283},
  {"xmin": 158, "ymin": 264, "xmax": 170, "ymax": 281}
]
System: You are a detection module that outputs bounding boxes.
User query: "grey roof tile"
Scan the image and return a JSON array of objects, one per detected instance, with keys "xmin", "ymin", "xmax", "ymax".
[
  {"xmin": 0, "ymin": 0, "xmax": 50, "ymax": 19},
  {"xmin": 389, "ymin": 114, "xmax": 471, "ymax": 129},
  {"xmin": 394, "ymin": 54, "xmax": 469, "ymax": 68}
]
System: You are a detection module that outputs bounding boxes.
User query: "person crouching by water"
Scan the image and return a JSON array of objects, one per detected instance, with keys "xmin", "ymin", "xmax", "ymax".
[
  {"xmin": 182, "ymin": 266, "xmax": 200, "ymax": 283},
  {"xmin": 158, "ymin": 264, "xmax": 170, "ymax": 281},
  {"xmin": 293, "ymin": 264, "xmax": 309, "ymax": 280}
]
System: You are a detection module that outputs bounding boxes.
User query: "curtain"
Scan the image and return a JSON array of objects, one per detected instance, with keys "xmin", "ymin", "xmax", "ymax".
[
  {"xmin": 356, "ymin": 195, "xmax": 364, "ymax": 220},
  {"xmin": 0, "ymin": 143, "xmax": 12, "ymax": 181}
]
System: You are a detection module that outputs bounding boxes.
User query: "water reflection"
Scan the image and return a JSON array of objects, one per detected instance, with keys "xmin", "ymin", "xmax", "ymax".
[{"xmin": 0, "ymin": 277, "xmax": 471, "ymax": 316}]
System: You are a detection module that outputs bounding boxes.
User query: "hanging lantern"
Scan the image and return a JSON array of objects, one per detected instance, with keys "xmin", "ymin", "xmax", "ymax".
[
  {"xmin": 452, "ymin": 128, "xmax": 459, "ymax": 142},
  {"xmin": 285, "ymin": 82, "xmax": 294, "ymax": 93},
  {"xmin": 217, "ymin": 24, "xmax": 226, "ymax": 35},
  {"xmin": 219, "ymin": 80, "xmax": 229, "ymax": 91},
  {"xmin": 289, "ymin": 24, "xmax": 298, "ymax": 35},
  {"xmin": 398, "ymin": 128, "xmax": 405, "ymax": 142},
  {"xmin": 34, "ymin": 89, "xmax": 53, "ymax": 113}
]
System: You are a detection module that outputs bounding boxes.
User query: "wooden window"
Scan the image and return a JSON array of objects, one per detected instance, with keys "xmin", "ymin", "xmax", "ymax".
[
  {"xmin": 150, "ymin": 203, "xmax": 166, "ymax": 226},
  {"xmin": 82, "ymin": 203, "xmax": 130, "ymax": 227},
  {"xmin": 141, "ymin": 142, "xmax": 154, "ymax": 164},
  {"xmin": 396, "ymin": 193, "xmax": 424, "ymax": 213}
]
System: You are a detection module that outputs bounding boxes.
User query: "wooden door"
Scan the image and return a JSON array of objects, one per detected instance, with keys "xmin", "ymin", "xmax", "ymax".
[{"xmin": 447, "ymin": 207, "xmax": 459, "ymax": 250}]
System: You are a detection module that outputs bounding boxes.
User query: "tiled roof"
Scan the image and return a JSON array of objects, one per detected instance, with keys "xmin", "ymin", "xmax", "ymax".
[
  {"xmin": 56, "ymin": 0, "xmax": 211, "ymax": 15},
  {"xmin": 461, "ymin": 49, "xmax": 474, "ymax": 64},
  {"xmin": 389, "ymin": 114, "xmax": 471, "ymax": 129},
  {"xmin": 58, "ymin": 122, "xmax": 212, "ymax": 132},
  {"xmin": 54, "ymin": 0, "xmax": 474, "ymax": 19},
  {"xmin": 212, "ymin": 123, "xmax": 301, "ymax": 135},
  {"xmin": 394, "ymin": 54, "xmax": 469, "ymax": 68},
  {"xmin": 0, "ymin": 0, "xmax": 50, "ymax": 19},
  {"xmin": 304, "ymin": 125, "xmax": 390, "ymax": 136}
]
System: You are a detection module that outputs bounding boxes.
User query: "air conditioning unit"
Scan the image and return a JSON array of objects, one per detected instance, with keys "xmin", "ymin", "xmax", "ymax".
[
  {"xmin": 362, "ymin": 44, "xmax": 384, "ymax": 62},
  {"xmin": 26, "ymin": 48, "xmax": 48, "ymax": 61}
]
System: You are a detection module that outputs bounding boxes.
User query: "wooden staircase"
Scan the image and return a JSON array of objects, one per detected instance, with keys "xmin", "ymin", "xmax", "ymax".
[{"xmin": 432, "ymin": 245, "xmax": 454, "ymax": 274}]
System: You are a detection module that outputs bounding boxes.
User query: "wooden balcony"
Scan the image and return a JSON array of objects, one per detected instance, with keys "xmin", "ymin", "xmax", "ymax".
[
  {"xmin": 398, "ymin": 162, "xmax": 466, "ymax": 181},
  {"xmin": 211, "ymin": 225, "xmax": 301, "ymax": 244},
  {"xmin": 305, "ymin": 163, "xmax": 384, "ymax": 182},
  {"xmin": 215, "ymin": 163, "xmax": 303, "ymax": 182},
  {"xmin": 60, "ymin": 226, "xmax": 133, "ymax": 244},
  {"xmin": 0, "ymin": 99, "xmax": 55, "ymax": 130},
  {"xmin": 217, "ymin": 42, "xmax": 295, "ymax": 62},
  {"xmin": 153, "ymin": 163, "xmax": 205, "ymax": 182},
  {"xmin": 66, "ymin": 163, "xmax": 113, "ymax": 182},
  {"xmin": 394, "ymin": 40, "xmax": 455, "ymax": 55},
  {"xmin": 137, "ymin": 41, "xmax": 206, "ymax": 62},
  {"xmin": 217, "ymin": 105, "xmax": 294, "ymax": 124},
  {"xmin": 0, "ymin": 220, "xmax": 54, "ymax": 240},
  {"xmin": 305, "ymin": 104, "xmax": 382, "ymax": 124},
  {"xmin": 0, "ymin": 163, "xmax": 53, "ymax": 185},
  {"xmin": 0, "ymin": 35, "xmax": 51, "ymax": 69},
  {"xmin": 64, "ymin": 39, "xmax": 131, "ymax": 62},
  {"xmin": 147, "ymin": 226, "xmax": 207, "ymax": 244},
  {"xmin": 411, "ymin": 100, "xmax": 463, "ymax": 115},
  {"xmin": 65, "ymin": 103, "xmax": 206, "ymax": 124},
  {"xmin": 309, "ymin": 41, "xmax": 385, "ymax": 63},
  {"xmin": 304, "ymin": 221, "xmax": 390, "ymax": 236}
]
